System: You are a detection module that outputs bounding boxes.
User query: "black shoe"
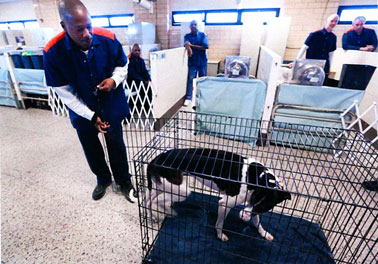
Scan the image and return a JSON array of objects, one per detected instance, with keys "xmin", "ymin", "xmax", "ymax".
[
  {"xmin": 120, "ymin": 180, "xmax": 138, "ymax": 203},
  {"xmin": 92, "ymin": 182, "xmax": 111, "ymax": 200},
  {"xmin": 362, "ymin": 180, "xmax": 378, "ymax": 192}
]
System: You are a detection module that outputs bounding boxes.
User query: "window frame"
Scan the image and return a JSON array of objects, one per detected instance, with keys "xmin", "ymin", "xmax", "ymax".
[
  {"xmin": 337, "ymin": 5, "xmax": 378, "ymax": 25},
  {"xmin": 240, "ymin": 8, "xmax": 280, "ymax": 24},
  {"xmin": 91, "ymin": 14, "xmax": 135, "ymax": 28},
  {"xmin": 171, "ymin": 8, "xmax": 280, "ymax": 26},
  {"xmin": 204, "ymin": 9, "xmax": 240, "ymax": 26},
  {"xmin": 172, "ymin": 10, "xmax": 205, "ymax": 26},
  {"xmin": 0, "ymin": 19, "xmax": 38, "ymax": 30}
]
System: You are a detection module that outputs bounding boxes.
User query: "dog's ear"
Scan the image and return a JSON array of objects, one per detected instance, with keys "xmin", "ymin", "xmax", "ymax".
[
  {"xmin": 247, "ymin": 162, "xmax": 266, "ymax": 185},
  {"xmin": 251, "ymin": 188, "xmax": 291, "ymax": 214}
]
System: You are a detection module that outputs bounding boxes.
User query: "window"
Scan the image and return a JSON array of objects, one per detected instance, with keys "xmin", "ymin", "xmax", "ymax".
[
  {"xmin": 91, "ymin": 14, "xmax": 134, "ymax": 28},
  {"xmin": 91, "ymin": 17, "xmax": 109, "ymax": 28},
  {"xmin": 0, "ymin": 23, "xmax": 8, "ymax": 30},
  {"xmin": 172, "ymin": 11, "xmax": 204, "ymax": 26},
  {"xmin": 206, "ymin": 11, "xmax": 238, "ymax": 25},
  {"xmin": 0, "ymin": 20, "xmax": 38, "ymax": 30},
  {"xmin": 8, "ymin": 22, "xmax": 24, "ymax": 30},
  {"xmin": 172, "ymin": 8, "xmax": 280, "ymax": 26},
  {"xmin": 241, "ymin": 9, "xmax": 279, "ymax": 25},
  {"xmin": 337, "ymin": 5, "xmax": 378, "ymax": 24},
  {"xmin": 109, "ymin": 16, "xmax": 134, "ymax": 27},
  {"xmin": 24, "ymin": 21, "xmax": 39, "ymax": 29}
]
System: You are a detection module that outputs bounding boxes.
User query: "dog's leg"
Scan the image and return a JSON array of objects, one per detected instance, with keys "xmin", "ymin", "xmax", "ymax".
[
  {"xmin": 215, "ymin": 196, "xmax": 237, "ymax": 241},
  {"xmin": 147, "ymin": 180, "xmax": 164, "ymax": 222},
  {"xmin": 251, "ymin": 215, "xmax": 274, "ymax": 241},
  {"xmin": 146, "ymin": 188, "xmax": 159, "ymax": 209},
  {"xmin": 154, "ymin": 177, "xmax": 192, "ymax": 218}
]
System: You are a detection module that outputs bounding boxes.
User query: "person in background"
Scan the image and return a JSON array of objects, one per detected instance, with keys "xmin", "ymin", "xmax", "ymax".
[
  {"xmin": 43, "ymin": 0, "xmax": 136, "ymax": 202},
  {"xmin": 127, "ymin": 43, "xmax": 151, "ymax": 87},
  {"xmin": 295, "ymin": 14, "xmax": 339, "ymax": 85},
  {"xmin": 342, "ymin": 16, "xmax": 377, "ymax": 52},
  {"xmin": 127, "ymin": 43, "xmax": 152, "ymax": 115},
  {"xmin": 184, "ymin": 20, "xmax": 209, "ymax": 107}
]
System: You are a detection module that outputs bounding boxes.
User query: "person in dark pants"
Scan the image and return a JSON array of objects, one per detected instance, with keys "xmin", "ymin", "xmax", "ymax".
[
  {"xmin": 296, "ymin": 14, "xmax": 339, "ymax": 86},
  {"xmin": 127, "ymin": 44, "xmax": 152, "ymax": 116},
  {"xmin": 183, "ymin": 20, "xmax": 209, "ymax": 106},
  {"xmin": 43, "ymin": 0, "xmax": 136, "ymax": 202},
  {"xmin": 342, "ymin": 16, "xmax": 377, "ymax": 52}
]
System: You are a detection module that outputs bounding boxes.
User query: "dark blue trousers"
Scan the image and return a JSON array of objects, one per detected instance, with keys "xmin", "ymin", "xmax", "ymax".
[
  {"xmin": 186, "ymin": 65, "xmax": 207, "ymax": 100},
  {"xmin": 76, "ymin": 123, "xmax": 131, "ymax": 186}
]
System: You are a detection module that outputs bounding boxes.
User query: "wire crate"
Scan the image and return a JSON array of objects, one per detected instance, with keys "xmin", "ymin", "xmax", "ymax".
[{"xmin": 125, "ymin": 111, "xmax": 377, "ymax": 264}]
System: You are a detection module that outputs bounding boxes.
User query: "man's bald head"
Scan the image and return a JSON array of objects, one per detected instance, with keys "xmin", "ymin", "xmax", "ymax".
[
  {"xmin": 190, "ymin": 20, "xmax": 198, "ymax": 34},
  {"xmin": 59, "ymin": 0, "xmax": 88, "ymax": 23},
  {"xmin": 58, "ymin": 0, "xmax": 93, "ymax": 50},
  {"xmin": 325, "ymin": 14, "xmax": 339, "ymax": 32}
]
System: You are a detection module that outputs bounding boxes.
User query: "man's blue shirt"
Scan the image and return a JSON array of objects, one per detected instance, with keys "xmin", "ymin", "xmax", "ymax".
[
  {"xmin": 305, "ymin": 28, "xmax": 336, "ymax": 73},
  {"xmin": 342, "ymin": 28, "xmax": 377, "ymax": 51},
  {"xmin": 184, "ymin": 31, "xmax": 209, "ymax": 67},
  {"xmin": 43, "ymin": 28, "xmax": 129, "ymax": 131}
]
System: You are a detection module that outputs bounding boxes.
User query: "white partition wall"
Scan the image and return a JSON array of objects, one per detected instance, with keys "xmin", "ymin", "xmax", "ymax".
[
  {"xmin": 240, "ymin": 17, "xmax": 290, "ymax": 77},
  {"xmin": 240, "ymin": 21, "xmax": 265, "ymax": 77},
  {"xmin": 256, "ymin": 45, "xmax": 282, "ymax": 131},
  {"xmin": 264, "ymin": 17, "xmax": 291, "ymax": 60},
  {"xmin": 150, "ymin": 47, "xmax": 188, "ymax": 119},
  {"xmin": 330, "ymin": 48, "xmax": 378, "ymax": 125}
]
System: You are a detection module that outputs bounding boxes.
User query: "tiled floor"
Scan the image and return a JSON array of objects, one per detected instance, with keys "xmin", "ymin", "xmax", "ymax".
[{"xmin": 1, "ymin": 106, "xmax": 152, "ymax": 263}]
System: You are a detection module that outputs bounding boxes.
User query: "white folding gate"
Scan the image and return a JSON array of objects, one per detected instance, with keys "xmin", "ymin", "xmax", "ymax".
[{"xmin": 48, "ymin": 80, "xmax": 156, "ymax": 129}]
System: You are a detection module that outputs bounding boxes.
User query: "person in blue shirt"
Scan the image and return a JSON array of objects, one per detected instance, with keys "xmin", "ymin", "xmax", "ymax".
[
  {"xmin": 43, "ymin": 0, "xmax": 136, "ymax": 202},
  {"xmin": 296, "ymin": 14, "xmax": 339, "ymax": 76},
  {"xmin": 183, "ymin": 20, "xmax": 209, "ymax": 106},
  {"xmin": 342, "ymin": 16, "xmax": 377, "ymax": 52}
]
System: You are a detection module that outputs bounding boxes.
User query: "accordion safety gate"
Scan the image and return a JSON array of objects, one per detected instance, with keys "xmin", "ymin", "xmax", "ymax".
[{"xmin": 125, "ymin": 111, "xmax": 377, "ymax": 264}]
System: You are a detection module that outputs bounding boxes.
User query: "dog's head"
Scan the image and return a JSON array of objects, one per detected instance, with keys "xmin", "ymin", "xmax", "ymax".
[{"xmin": 240, "ymin": 160, "xmax": 291, "ymax": 222}]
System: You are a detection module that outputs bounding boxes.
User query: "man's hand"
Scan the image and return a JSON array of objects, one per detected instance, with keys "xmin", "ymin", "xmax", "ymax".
[
  {"xmin": 184, "ymin": 41, "xmax": 192, "ymax": 47},
  {"xmin": 97, "ymin": 78, "xmax": 115, "ymax": 92},
  {"xmin": 94, "ymin": 116, "xmax": 110, "ymax": 133},
  {"xmin": 366, "ymin": 45, "xmax": 374, "ymax": 51},
  {"xmin": 360, "ymin": 45, "xmax": 374, "ymax": 52}
]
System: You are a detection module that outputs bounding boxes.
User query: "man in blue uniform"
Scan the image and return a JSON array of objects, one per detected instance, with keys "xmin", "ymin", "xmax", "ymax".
[
  {"xmin": 44, "ymin": 0, "xmax": 136, "ymax": 202},
  {"xmin": 127, "ymin": 43, "xmax": 152, "ymax": 115},
  {"xmin": 296, "ymin": 14, "xmax": 339, "ymax": 76},
  {"xmin": 183, "ymin": 20, "xmax": 209, "ymax": 106},
  {"xmin": 127, "ymin": 43, "xmax": 151, "ymax": 87},
  {"xmin": 342, "ymin": 16, "xmax": 377, "ymax": 52}
]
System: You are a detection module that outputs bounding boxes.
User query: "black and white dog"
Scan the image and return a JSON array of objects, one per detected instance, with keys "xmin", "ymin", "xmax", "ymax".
[{"xmin": 147, "ymin": 148, "xmax": 291, "ymax": 241}]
